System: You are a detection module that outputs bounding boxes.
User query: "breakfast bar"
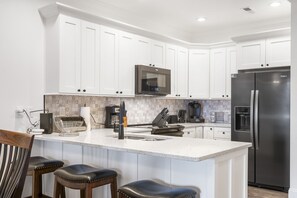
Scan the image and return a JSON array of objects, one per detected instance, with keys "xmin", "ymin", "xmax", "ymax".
[{"xmin": 24, "ymin": 129, "xmax": 251, "ymax": 198}]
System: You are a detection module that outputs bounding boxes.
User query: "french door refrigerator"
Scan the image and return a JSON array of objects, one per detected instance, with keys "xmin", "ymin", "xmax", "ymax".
[{"xmin": 231, "ymin": 69, "xmax": 290, "ymax": 191}]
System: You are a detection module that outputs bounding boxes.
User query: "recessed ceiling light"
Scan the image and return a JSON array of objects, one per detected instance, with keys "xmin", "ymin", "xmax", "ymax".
[
  {"xmin": 197, "ymin": 17, "xmax": 206, "ymax": 22},
  {"xmin": 270, "ymin": 2, "xmax": 281, "ymax": 7}
]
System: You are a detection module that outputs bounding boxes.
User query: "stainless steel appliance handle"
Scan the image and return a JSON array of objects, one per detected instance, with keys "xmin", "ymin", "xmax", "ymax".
[
  {"xmin": 255, "ymin": 90, "xmax": 259, "ymax": 150},
  {"xmin": 250, "ymin": 90, "xmax": 255, "ymax": 149}
]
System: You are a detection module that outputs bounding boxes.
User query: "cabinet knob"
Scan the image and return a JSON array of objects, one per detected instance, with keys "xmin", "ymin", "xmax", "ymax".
[
  {"xmin": 120, "ymin": 91, "xmax": 123, "ymax": 94},
  {"xmin": 149, "ymin": 64, "xmax": 152, "ymax": 66},
  {"xmin": 153, "ymin": 64, "xmax": 155, "ymax": 67},
  {"xmin": 190, "ymin": 95, "xmax": 192, "ymax": 98},
  {"xmin": 77, "ymin": 89, "xmax": 81, "ymax": 92},
  {"xmin": 226, "ymin": 95, "xmax": 229, "ymax": 97},
  {"xmin": 222, "ymin": 95, "xmax": 225, "ymax": 97},
  {"xmin": 210, "ymin": 128, "xmax": 212, "ymax": 130},
  {"xmin": 83, "ymin": 89, "xmax": 86, "ymax": 92},
  {"xmin": 261, "ymin": 64, "xmax": 264, "ymax": 67},
  {"xmin": 266, "ymin": 64, "xmax": 269, "ymax": 66},
  {"xmin": 116, "ymin": 91, "xmax": 119, "ymax": 94},
  {"xmin": 223, "ymin": 132, "xmax": 225, "ymax": 134}
]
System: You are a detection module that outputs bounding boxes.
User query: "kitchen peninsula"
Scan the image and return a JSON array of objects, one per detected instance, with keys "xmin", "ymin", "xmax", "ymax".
[{"xmin": 28, "ymin": 129, "xmax": 251, "ymax": 198}]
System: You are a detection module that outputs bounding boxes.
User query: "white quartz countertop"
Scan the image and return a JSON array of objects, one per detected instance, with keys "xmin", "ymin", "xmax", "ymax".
[{"xmin": 34, "ymin": 128, "xmax": 250, "ymax": 162}]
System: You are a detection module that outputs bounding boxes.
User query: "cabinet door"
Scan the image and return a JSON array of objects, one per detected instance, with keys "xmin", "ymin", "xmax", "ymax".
[
  {"xmin": 165, "ymin": 44, "xmax": 178, "ymax": 97},
  {"xmin": 188, "ymin": 50, "xmax": 210, "ymax": 99},
  {"xmin": 213, "ymin": 127, "xmax": 231, "ymax": 141},
  {"xmin": 151, "ymin": 40, "xmax": 166, "ymax": 68},
  {"xmin": 237, "ymin": 40, "xmax": 266, "ymax": 70},
  {"xmin": 203, "ymin": 127, "xmax": 214, "ymax": 139},
  {"xmin": 136, "ymin": 36, "xmax": 151, "ymax": 65},
  {"xmin": 196, "ymin": 127, "xmax": 203, "ymax": 139},
  {"xmin": 81, "ymin": 21, "xmax": 100, "ymax": 94},
  {"xmin": 59, "ymin": 15, "xmax": 81, "ymax": 93},
  {"xmin": 100, "ymin": 26, "xmax": 119, "ymax": 95},
  {"xmin": 176, "ymin": 47, "xmax": 188, "ymax": 98},
  {"xmin": 118, "ymin": 31, "xmax": 136, "ymax": 96},
  {"xmin": 183, "ymin": 128, "xmax": 196, "ymax": 138},
  {"xmin": 225, "ymin": 47, "xmax": 236, "ymax": 98},
  {"xmin": 266, "ymin": 37, "xmax": 291, "ymax": 68},
  {"xmin": 210, "ymin": 48, "xmax": 226, "ymax": 99}
]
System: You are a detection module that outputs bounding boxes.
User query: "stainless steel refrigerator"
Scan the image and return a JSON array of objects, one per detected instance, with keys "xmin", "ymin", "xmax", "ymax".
[{"xmin": 231, "ymin": 69, "xmax": 290, "ymax": 191}]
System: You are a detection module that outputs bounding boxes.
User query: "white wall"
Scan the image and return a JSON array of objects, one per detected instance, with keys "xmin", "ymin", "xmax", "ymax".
[
  {"xmin": 0, "ymin": 0, "xmax": 52, "ymax": 131},
  {"xmin": 289, "ymin": 1, "xmax": 297, "ymax": 197}
]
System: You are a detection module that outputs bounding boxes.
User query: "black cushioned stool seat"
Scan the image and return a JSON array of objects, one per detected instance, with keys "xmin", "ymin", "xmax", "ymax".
[
  {"xmin": 27, "ymin": 156, "xmax": 64, "ymax": 198},
  {"xmin": 53, "ymin": 164, "xmax": 117, "ymax": 198},
  {"xmin": 118, "ymin": 180, "xmax": 197, "ymax": 198}
]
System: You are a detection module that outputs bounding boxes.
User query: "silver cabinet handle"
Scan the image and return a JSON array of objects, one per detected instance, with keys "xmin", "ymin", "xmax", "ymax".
[
  {"xmin": 250, "ymin": 90, "xmax": 255, "ymax": 149},
  {"xmin": 255, "ymin": 90, "xmax": 259, "ymax": 150}
]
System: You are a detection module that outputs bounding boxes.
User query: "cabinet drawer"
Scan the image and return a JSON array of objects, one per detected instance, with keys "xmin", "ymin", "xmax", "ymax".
[
  {"xmin": 213, "ymin": 128, "xmax": 231, "ymax": 140},
  {"xmin": 183, "ymin": 128, "xmax": 196, "ymax": 138}
]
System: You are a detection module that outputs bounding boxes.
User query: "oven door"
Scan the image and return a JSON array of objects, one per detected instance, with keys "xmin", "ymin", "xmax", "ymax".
[{"xmin": 135, "ymin": 65, "xmax": 171, "ymax": 95}]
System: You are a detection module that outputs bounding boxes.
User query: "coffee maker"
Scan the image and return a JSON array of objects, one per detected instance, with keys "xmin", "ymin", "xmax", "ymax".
[
  {"xmin": 105, "ymin": 105, "xmax": 120, "ymax": 128},
  {"xmin": 187, "ymin": 101, "xmax": 205, "ymax": 123}
]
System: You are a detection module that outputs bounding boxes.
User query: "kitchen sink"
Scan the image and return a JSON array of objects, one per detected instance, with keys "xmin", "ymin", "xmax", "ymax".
[{"xmin": 108, "ymin": 134, "xmax": 169, "ymax": 141}]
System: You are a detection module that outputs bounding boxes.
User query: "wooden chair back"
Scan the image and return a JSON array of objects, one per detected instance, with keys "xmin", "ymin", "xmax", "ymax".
[{"xmin": 0, "ymin": 129, "xmax": 34, "ymax": 198}]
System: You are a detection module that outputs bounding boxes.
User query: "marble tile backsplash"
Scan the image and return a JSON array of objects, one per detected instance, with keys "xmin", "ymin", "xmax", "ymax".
[{"xmin": 45, "ymin": 95, "xmax": 231, "ymax": 129}]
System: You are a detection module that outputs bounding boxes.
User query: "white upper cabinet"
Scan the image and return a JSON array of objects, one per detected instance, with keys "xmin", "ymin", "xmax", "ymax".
[
  {"xmin": 210, "ymin": 47, "xmax": 235, "ymax": 99},
  {"xmin": 165, "ymin": 44, "xmax": 178, "ymax": 97},
  {"xmin": 59, "ymin": 15, "xmax": 81, "ymax": 93},
  {"xmin": 188, "ymin": 49, "xmax": 210, "ymax": 99},
  {"xmin": 81, "ymin": 21, "xmax": 100, "ymax": 94},
  {"xmin": 118, "ymin": 31, "xmax": 136, "ymax": 96},
  {"xmin": 176, "ymin": 47, "xmax": 189, "ymax": 98},
  {"xmin": 100, "ymin": 27, "xmax": 135, "ymax": 96},
  {"xmin": 226, "ymin": 47, "xmax": 237, "ymax": 97},
  {"xmin": 100, "ymin": 26, "xmax": 119, "ymax": 95},
  {"xmin": 136, "ymin": 36, "xmax": 166, "ymax": 68},
  {"xmin": 266, "ymin": 37, "xmax": 291, "ymax": 68},
  {"xmin": 210, "ymin": 48, "xmax": 227, "ymax": 99},
  {"xmin": 237, "ymin": 37, "xmax": 290, "ymax": 70}
]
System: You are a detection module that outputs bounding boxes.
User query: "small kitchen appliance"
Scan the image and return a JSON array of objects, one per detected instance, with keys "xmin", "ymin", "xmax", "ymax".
[
  {"xmin": 105, "ymin": 105, "xmax": 120, "ymax": 128},
  {"xmin": 187, "ymin": 102, "xmax": 204, "ymax": 123},
  {"xmin": 135, "ymin": 65, "xmax": 171, "ymax": 96},
  {"xmin": 40, "ymin": 113, "xmax": 53, "ymax": 134},
  {"xmin": 178, "ymin": 110, "xmax": 186, "ymax": 123}
]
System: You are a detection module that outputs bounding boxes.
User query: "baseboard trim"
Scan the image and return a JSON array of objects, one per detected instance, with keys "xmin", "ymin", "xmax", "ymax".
[{"xmin": 289, "ymin": 188, "xmax": 297, "ymax": 198}]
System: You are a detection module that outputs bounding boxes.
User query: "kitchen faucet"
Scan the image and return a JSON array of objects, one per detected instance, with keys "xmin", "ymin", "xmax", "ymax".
[{"xmin": 118, "ymin": 101, "xmax": 125, "ymax": 139}]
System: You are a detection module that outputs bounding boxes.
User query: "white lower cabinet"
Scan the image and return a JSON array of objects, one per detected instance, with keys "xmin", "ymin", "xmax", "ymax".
[
  {"xmin": 183, "ymin": 128, "xmax": 197, "ymax": 138},
  {"xmin": 213, "ymin": 127, "xmax": 231, "ymax": 141},
  {"xmin": 203, "ymin": 127, "xmax": 214, "ymax": 139}
]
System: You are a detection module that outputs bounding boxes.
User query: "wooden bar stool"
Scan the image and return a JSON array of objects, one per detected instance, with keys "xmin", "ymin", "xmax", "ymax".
[
  {"xmin": 53, "ymin": 164, "xmax": 117, "ymax": 198},
  {"xmin": 118, "ymin": 180, "xmax": 196, "ymax": 198},
  {"xmin": 27, "ymin": 156, "xmax": 64, "ymax": 198}
]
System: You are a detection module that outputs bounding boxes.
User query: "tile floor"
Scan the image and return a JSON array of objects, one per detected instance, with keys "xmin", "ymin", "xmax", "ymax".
[{"xmin": 248, "ymin": 186, "xmax": 288, "ymax": 198}]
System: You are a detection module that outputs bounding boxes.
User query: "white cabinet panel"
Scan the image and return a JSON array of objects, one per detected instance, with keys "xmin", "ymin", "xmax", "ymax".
[
  {"xmin": 136, "ymin": 36, "xmax": 151, "ymax": 65},
  {"xmin": 151, "ymin": 40, "xmax": 166, "ymax": 68},
  {"xmin": 196, "ymin": 127, "xmax": 203, "ymax": 139},
  {"xmin": 183, "ymin": 127, "xmax": 197, "ymax": 138},
  {"xmin": 266, "ymin": 37, "xmax": 291, "ymax": 68},
  {"xmin": 210, "ymin": 48, "xmax": 227, "ymax": 99},
  {"xmin": 214, "ymin": 127, "xmax": 231, "ymax": 141},
  {"xmin": 81, "ymin": 21, "xmax": 100, "ymax": 94},
  {"xmin": 100, "ymin": 26, "xmax": 119, "ymax": 95},
  {"xmin": 59, "ymin": 15, "xmax": 81, "ymax": 93},
  {"xmin": 237, "ymin": 40, "xmax": 266, "ymax": 70},
  {"xmin": 204, "ymin": 127, "xmax": 214, "ymax": 139},
  {"xmin": 176, "ymin": 47, "xmax": 188, "ymax": 98},
  {"xmin": 165, "ymin": 44, "xmax": 178, "ymax": 97},
  {"xmin": 226, "ymin": 47, "xmax": 236, "ymax": 98},
  {"xmin": 118, "ymin": 31, "xmax": 136, "ymax": 96},
  {"xmin": 189, "ymin": 49, "xmax": 210, "ymax": 99}
]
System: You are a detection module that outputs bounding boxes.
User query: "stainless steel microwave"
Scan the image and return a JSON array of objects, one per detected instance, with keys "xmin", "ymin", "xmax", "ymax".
[{"xmin": 135, "ymin": 65, "xmax": 171, "ymax": 96}]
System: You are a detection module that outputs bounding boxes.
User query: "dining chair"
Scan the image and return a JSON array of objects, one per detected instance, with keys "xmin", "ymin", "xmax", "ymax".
[{"xmin": 0, "ymin": 129, "xmax": 34, "ymax": 198}]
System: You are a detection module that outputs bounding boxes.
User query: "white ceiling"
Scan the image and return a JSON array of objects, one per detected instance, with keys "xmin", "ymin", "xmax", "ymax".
[{"xmin": 67, "ymin": 0, "xmax": 291, "ymax": 43}]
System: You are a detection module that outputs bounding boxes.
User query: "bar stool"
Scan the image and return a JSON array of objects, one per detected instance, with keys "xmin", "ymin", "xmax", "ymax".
[
  {"xmin": 118, "ymin": 180, "xmax": 196, "ymax": 198},
  {"xmin": 27, "ymin": 156, "xmax": 64, "ymax": 198},
  {"xmin": 53, "ymin": 164, "xmax": 117, "ymax": 198}
]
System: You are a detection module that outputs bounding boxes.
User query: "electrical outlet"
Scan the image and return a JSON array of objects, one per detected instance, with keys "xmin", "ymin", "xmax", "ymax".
[{"xmin": 15, "ymin": 106, "xmax": 24, "ymax": 114}]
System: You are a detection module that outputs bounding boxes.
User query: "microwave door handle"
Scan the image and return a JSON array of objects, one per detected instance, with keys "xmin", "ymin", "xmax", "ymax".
[{"xmin": 250, "ymin": 90, "xmax": 255, "ymax": 149}]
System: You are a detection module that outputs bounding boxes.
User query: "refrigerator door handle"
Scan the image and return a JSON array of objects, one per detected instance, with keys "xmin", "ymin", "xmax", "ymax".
[
  {"xmin": 250, "ymin": 90, "xmax": 255, "ymax": 149},
  {"xmin": 255, "ymin": 90, "xmax": 259, "ymax": 150}
]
